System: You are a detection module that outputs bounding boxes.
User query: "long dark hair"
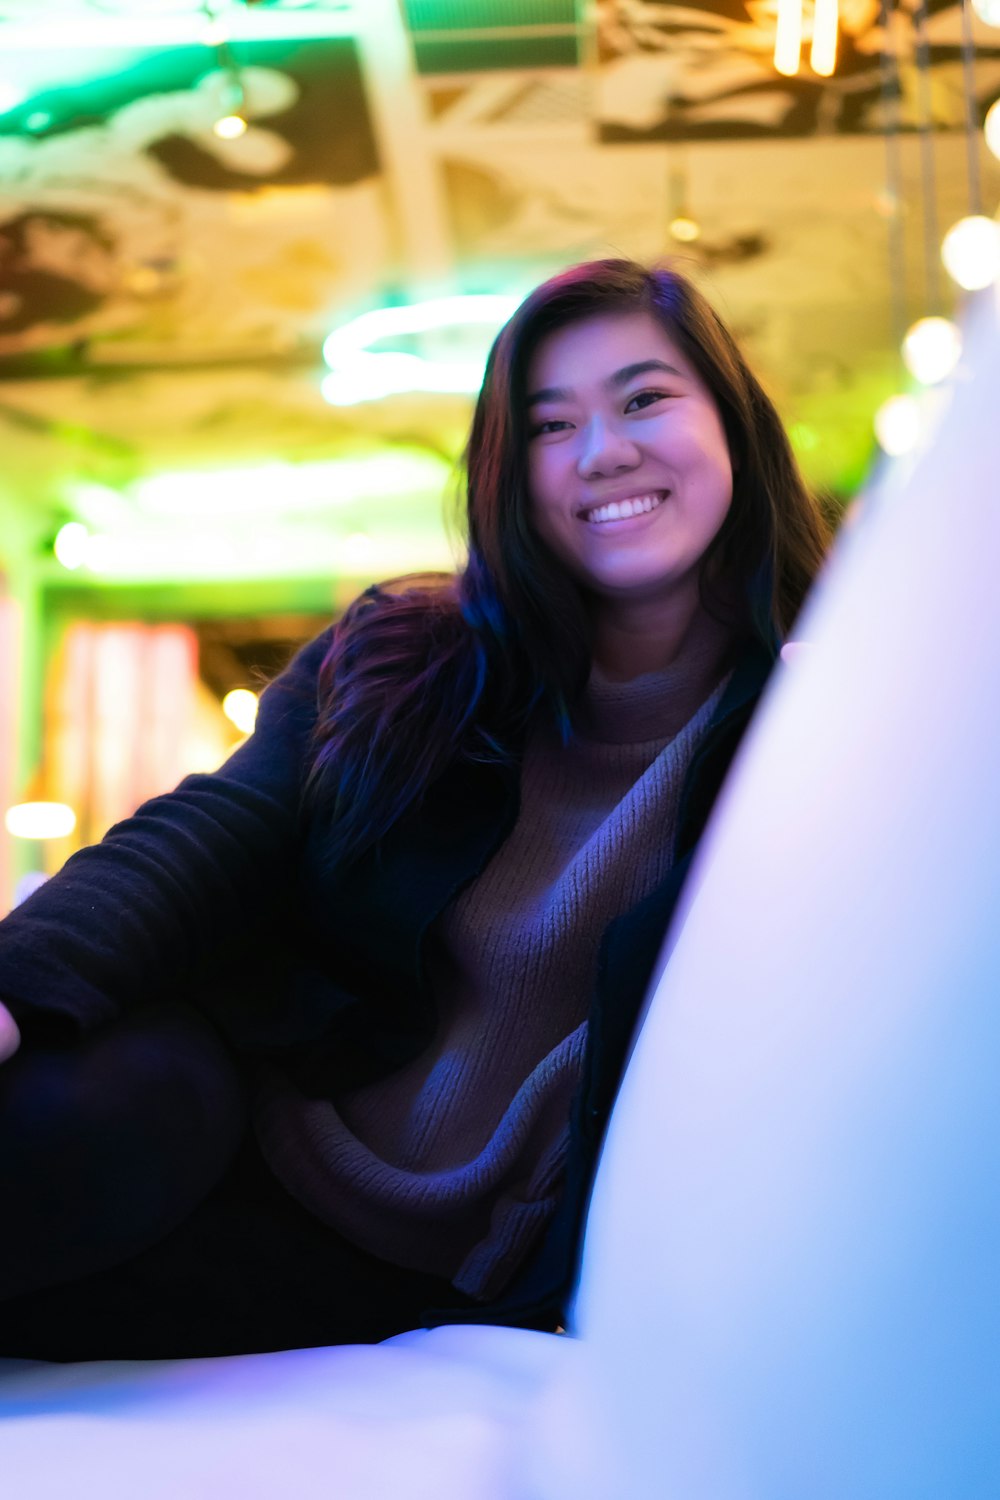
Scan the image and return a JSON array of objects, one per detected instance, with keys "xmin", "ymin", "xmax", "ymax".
[{"xmin": 305, "ymin": 258, "xmax": 832, "ymax": 864}]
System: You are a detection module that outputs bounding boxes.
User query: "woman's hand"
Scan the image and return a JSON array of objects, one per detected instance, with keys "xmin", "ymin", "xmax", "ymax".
[{"xmin": 0, "ymin": 1001, "xmax": 21, "ymax": 1064}]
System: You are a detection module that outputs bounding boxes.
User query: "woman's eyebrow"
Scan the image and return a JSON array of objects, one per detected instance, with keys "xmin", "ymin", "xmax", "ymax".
[
  {"xmin": 526, "ymin": 359, "xmax": 685, "ymax": 408},
  {"xmin": 526, "ymin": 384, "xmax": 572, "ymax": 408},
  {"xmin": 606, "ymin": 358, "xmax": 685, "ymax": 388}
]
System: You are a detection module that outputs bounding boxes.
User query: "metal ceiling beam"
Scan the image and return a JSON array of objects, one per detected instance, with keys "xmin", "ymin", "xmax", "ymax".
[{"xmin": 352, "ymin": 0, "xmax": 454, "ymax": 285}]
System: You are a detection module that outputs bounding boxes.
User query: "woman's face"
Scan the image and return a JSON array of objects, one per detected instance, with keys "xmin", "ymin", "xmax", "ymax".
[{"xmin": 525, "ymin": 310, "xmax": 734, "ymax": 611}]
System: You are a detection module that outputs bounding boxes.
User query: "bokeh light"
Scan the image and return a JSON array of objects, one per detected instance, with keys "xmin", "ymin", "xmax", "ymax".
[
  {"xmin": 222, "ymin": 688, "xmax": 259, "ymax": 736},
  {"xmin": 213, "ymin": 113, "xmax": 247, "ymax": 139},
  {"xmin": 941, "ymin": 216, "xmax": 1000, "ymax": 291},
  {"xmin": 901, "ymin": 317, "xmax": 962, "ymax": 385},
  {"xmin": 874, "ymin": 393, "xmax": 922, "ymax": 456},
  {"xmin": 4, "ymin": 802, "xmax": 77, "ymax": 840},
  {"xmin": 54, "ymin": 521, "xmax": 89, "ymax": 570}
]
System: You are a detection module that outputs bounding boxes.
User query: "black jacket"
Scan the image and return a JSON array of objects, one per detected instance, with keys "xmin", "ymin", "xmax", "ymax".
[{"xmin": 0, "ymin": 626, "xmax": 775, "ymax": 1326}]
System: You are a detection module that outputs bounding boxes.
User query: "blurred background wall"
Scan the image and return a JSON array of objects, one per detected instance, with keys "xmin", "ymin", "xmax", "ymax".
[{"xmin": 2, "ymin": 0, "xmax": 1000, "ymax": 909}]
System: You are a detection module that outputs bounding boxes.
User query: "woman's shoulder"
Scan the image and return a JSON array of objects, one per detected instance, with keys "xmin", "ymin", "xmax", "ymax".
[
  {"xmin": 264, "ymin": 577, "xmax": 458, "ymax": 688},
  {"xmin": 339, "ymin": 572, "xmax": 462, "ymax": 629}
]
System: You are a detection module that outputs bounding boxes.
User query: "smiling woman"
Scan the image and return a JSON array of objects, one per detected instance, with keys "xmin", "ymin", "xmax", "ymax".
[
  {"xmin": 526, "ymin": 311, "xmax": 735, "ymax": 678},
  {"xmin": 0, "ymin": 259, "xmax": 831, "ymax": 1362}
]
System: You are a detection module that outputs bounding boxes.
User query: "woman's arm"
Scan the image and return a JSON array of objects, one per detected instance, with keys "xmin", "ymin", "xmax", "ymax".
[{"xmin": 0, "ymin": 626, "xmax": 333, "ymax": 1045}]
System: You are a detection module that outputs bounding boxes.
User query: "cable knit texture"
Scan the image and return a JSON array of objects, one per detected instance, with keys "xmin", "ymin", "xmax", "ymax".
[{"xmin": 256, "ymin": 638, "xmax": 732, "ymax": 1301}]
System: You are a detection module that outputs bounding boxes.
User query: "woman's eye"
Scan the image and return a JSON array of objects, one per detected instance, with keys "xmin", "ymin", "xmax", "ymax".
[
  {"xmin": 624, "ymin": 389, "xmax": 667, "ymax": 413},
  {"xmin": 530, "ymin": 418, "xmax": 572, "ymax": 437}
]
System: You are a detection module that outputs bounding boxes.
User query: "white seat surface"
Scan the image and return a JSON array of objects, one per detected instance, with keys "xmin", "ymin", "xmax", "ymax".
[{"xmin": 1, "ymin": 1324, "xmax": 567, "ymax": 1500}]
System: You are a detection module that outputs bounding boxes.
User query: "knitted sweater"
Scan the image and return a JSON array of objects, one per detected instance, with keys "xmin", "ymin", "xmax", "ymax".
[{"xmin": 255, "ymin": 651, "xmax": 731, "ymax": 1301}]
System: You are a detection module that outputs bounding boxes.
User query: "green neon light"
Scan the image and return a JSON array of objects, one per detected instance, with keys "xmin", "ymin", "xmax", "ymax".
[
  {"xmin": 321, "ymin": 293, "xmax": 523, "ymax": 406},
  {"xmin": 53, "ymin": 523, "xmax": 455, "ymax": 584},
  {"xmin": 57, "ymin": 449, "xmax": 457, "ymax": 583},
  {"xmin": 0, "ymin": 82, "xmax": 28, "ymax": 113},
  {"xmin": 0, "ymin": 1, "xmax": 355, "ymax": 50},
  {"xmin": 133, "ymin": 452, "xmax": 448, "ymax": 517}
]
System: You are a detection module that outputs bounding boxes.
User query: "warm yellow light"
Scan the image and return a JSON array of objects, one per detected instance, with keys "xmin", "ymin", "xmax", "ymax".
[
  {"xmin": 669, "ymin": 216, "xmax": 701, "ymax": 243},
  {"xmin": 775, "ymin": 0, "xmax": 803, "ymax": 76},
  {"xmin": 54, "ymin": 521, "xmax": 89, "ymax": 570},
  {"xmin": 941, "ymin": 215, "xmax": 1000, "ymax": 291},
  {"xmin": 5, "ymin": 801, "xmax": 77, "ymax": 840},
  {"xmin": 810, "ymin": 0, "xmax": 839, "ymax": 75},
  {"xmin": 985, "ymin": 100, "xmax": 1000, "ymax": 162},
  {"xmin": 901, "ymin": 317, "xmax": 962, "ymax": 385},
  {"xmin": 874, "ymin": 394, "xmax": 922, "ymax": 457},
  {"xmin": 222, "ymin": 688, "xmax": 258, "ymax": 736},
  {"xmin": 213, "ymin": 114, "xmax": 247, "ymax": 140}
]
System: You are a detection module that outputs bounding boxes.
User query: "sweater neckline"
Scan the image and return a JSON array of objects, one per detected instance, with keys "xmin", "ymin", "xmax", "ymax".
[{"xmin": 573, "ymin": 616, "xmax": 735, "ymax": 746}]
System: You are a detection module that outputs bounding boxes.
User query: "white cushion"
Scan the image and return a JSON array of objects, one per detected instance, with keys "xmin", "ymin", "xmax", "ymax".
[
  {"xmin": 536, "ymin": 301, "xmax": 1000, "ymax": 1499},
  {"xmin": 1, "ymin": 1324, "xmax": 568, "ymax": 1500}
]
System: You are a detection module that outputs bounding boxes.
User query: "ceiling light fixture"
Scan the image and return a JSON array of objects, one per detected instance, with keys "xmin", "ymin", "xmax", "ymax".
[
  {"xmin": 774, "ymin": 0, "xmax": 839, "ymax": 76},
  {"xmin": 321, "ymin": 293, "xmax": 523, "ymax": 405},
  {"xmin": 774, "ymin": 0, "xmax": 803, "ymax": 76},
  {"xmin": 213, "ymin": 112, "xmax": 247, "ymax": 138},
  {"xmin": 668, "ymin": 216, "xmax": 700, "ymax": 243},
  {"xmin": 810, "ymin": 0, "xmax": 839, "ymax": 76}
]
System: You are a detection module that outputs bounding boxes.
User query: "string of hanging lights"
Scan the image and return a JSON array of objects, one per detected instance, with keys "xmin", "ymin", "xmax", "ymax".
[
  {"xmin": 201, "ymin": 0, "xmax": 251, "ymax": 138},
  {"xmin": 769, "ymin": 0, "xmax": 999, "ymax": 456},
  {"xmin": 862, "ymin": 0, "xmax": 1000, "ymax": 456},
  {"xmin": 773, "ymin": 0, "xmax": 840, "ymax": 77}
]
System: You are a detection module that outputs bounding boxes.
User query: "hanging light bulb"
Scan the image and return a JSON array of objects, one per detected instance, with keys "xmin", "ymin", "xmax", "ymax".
[
  {"xmin": 774, "ymin": 0, "xmax": 803, "ymax": 75},
  {"xmin": 970, "ymin": 0, "xmax": 1000, "ymax": 24},
  {"xmin": 941, "ymin": 215, "xmax": 1000, "ymax": 290},
  {"xmin": 810, "ymin": 0, "xmax": 839, "ymax": 76},
  {"xmin": 874, "ymin": 393, "xmax": 922, "ymax": 456},
  {"xmin": 901, "ymin": 316, "xmax": 962, "ymax": 385},
  {"xmin": 985, "ymin": 100, "xmax": 1000, "ymax": 162},
  {"xmin": 213, "ymin": 113, "xmax": 247, "ymax": 139},
  {"xmin": 669, "ymin": 215, "xmax": 700, "ymax": 243}
]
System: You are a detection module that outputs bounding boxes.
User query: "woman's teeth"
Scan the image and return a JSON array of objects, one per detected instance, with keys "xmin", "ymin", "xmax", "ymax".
[{"xmin": 582, "ymin": 492, "xmax": 665, "ymax": 525}]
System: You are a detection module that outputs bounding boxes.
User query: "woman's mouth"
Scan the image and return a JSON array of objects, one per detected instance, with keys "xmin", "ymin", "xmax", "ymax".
[{"xmin": 578, "ymin": 491, "xmax": 668, "ymax": 526}]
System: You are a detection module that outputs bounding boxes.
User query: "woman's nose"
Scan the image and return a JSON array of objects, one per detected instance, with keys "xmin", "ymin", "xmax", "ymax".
[{"xmin": 577, "ymin": 418, "xmax": 641, "ymax": 479}]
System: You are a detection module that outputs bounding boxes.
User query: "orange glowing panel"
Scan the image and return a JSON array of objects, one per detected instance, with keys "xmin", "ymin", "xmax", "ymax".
[{"xmin": 49, "ymin": 622, "xmax": 199, "ymax": 848}]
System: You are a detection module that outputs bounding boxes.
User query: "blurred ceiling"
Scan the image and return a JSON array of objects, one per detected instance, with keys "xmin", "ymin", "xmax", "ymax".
[{"xmin": 1, "ymin": 0, "xmax": 999, "ymax": 612}]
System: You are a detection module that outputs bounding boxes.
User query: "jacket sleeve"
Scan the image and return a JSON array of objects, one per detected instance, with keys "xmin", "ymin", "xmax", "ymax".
[{"xmin": 0, "ymin": 625, "xmax": 334, "ymax": 1044}]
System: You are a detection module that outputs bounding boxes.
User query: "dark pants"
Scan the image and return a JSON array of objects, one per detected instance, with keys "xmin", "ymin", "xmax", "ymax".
[{"xmin": 0, "ymin": 1005, "xmax": 475, "ymax": 1361}]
